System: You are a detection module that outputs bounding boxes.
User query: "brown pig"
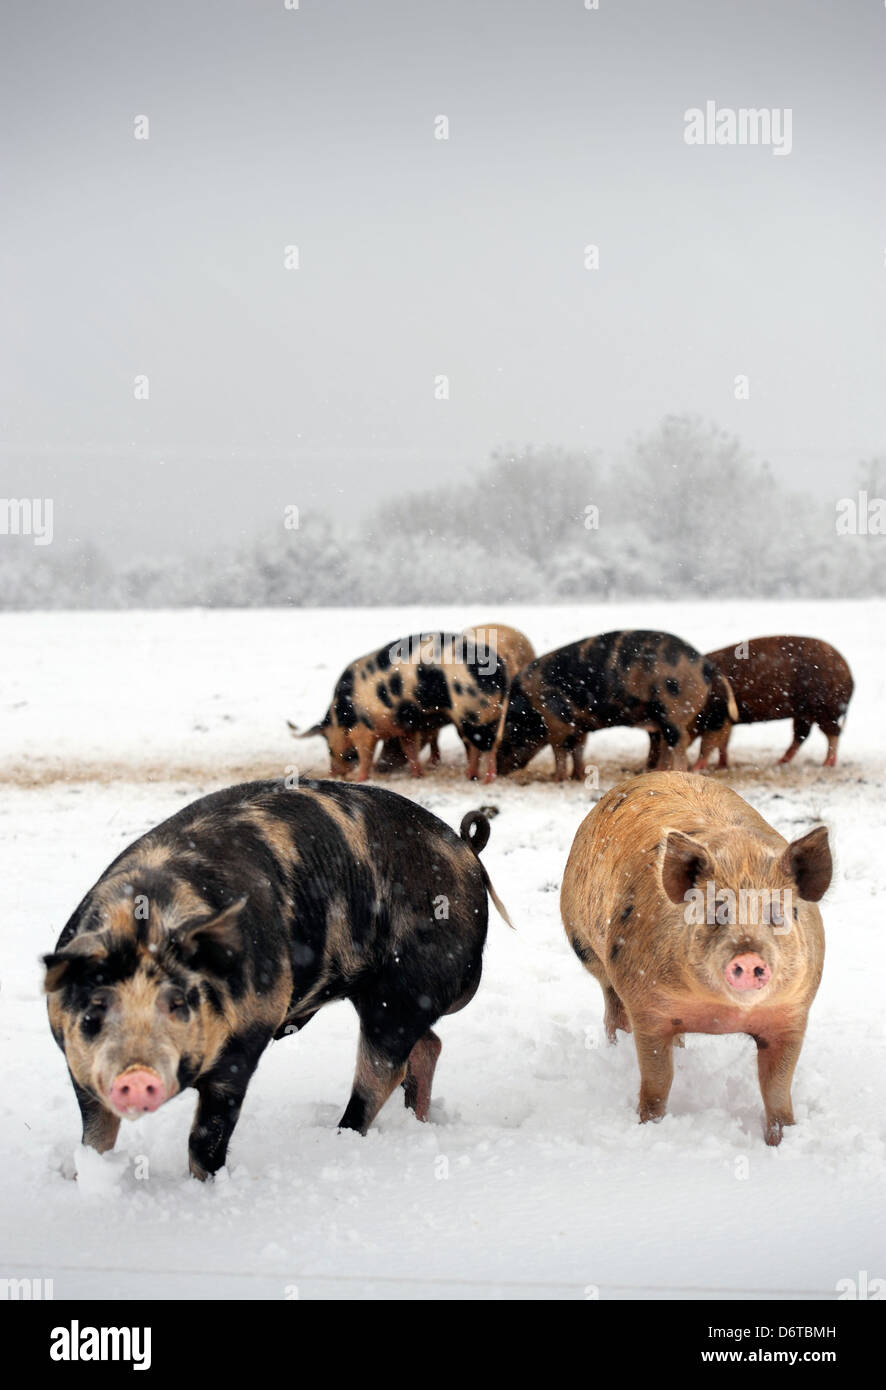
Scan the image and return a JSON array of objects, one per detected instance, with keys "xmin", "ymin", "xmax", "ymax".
[
  {"xmin": 561, "ymin": 772, "xmax": 832, "ymax": 1144},
  {"xmin": 694, "ymin": 636, "xmax": 854, "ymax": 769}
]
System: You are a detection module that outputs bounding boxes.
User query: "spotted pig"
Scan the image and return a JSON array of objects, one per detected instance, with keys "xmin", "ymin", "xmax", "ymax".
[
  {"xmin": 293, "ymin": 632, "xmax": 508, "ymax": 781},
  {"xmin": 494, "ymin": 630, "xmax": 725, "ymax": 780},
  {"xmin": 376, "ymin": 623, "xmax": 537, "ymax": 774},
  {"xmin": 44, "ymin": 781, "xmax": 510, "ymax": 1179}
]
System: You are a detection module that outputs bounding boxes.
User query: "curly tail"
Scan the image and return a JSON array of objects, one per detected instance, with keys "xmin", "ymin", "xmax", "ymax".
[{"xmin": 460, "ymin": 810, "xmax": 514, "ymax": 928}]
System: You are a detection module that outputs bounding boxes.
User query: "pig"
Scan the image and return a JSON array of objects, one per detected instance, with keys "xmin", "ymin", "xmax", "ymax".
[
  {"xmin": 44, "ymin": 779, "xmax": 511, "ymax": 1179},
  {"xmin": 292, "ymin": 631, "xmax": 508, "ymax": 781},
  {"xmin": 375, "ymin": 624, "xmax": 536, "ymax": 775},
  {"xmin": 561, "ymin": 771, "xmax": 831, "ymax": 1144},
  {"xmin": 691, "ymin": 637, "xmax": 854, "ymax": 769},
  {"xmin": 494, "ymin": 630, "xmax": 731, "ymax": 780}
]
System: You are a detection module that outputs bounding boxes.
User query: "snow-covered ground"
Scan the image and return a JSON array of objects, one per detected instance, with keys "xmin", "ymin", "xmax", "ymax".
[{"xmin": 1, "ymin": 601, "xmax": 883, "ymax": 1300}]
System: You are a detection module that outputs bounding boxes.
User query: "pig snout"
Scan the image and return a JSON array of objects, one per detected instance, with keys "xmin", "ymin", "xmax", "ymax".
[
  {"xmin": 108, "ymin": 1067, "xmax": 167, "ymax": 1116},
  {"xmin": 724, "ymin": 953, "xmax": 771, "ymax": 991}
]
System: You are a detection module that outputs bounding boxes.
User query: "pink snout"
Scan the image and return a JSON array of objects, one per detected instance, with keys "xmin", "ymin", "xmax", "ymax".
[
  {"xmin": 108, "ymin": 1067, "xmax": 167, "ymax": 1116},
  {"xmin": 724, "ymin": 953, "xmax": 771, "ymax": 992}
]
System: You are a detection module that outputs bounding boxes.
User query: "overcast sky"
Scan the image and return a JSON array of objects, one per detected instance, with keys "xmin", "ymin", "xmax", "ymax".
[{"xmin": 2, "ymin": 0, "xmax": 884, "ymax": 559}]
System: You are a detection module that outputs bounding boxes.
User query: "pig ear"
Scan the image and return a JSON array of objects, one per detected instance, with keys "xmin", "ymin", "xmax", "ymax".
[
  {"xmin": 778, "ymin": 826, "xmax": 832, "ymax": 902},
  {"xmin": 173, "ymin": 897, "xmax": 247, "ymax": 975},
  {"xmin": 42, "ymin": 933, "xmax": 108, "ymax": 993},
  {"xmin": 43, "ymin": 953, "xmax": 77, "ymax": 994},
  {"xmin": 287, "ymin": 720, "xmax": 326, "ymax": 738},
  {"xmin": 661, "ymin": 831, "xmax": 715, "ymax": 905}
]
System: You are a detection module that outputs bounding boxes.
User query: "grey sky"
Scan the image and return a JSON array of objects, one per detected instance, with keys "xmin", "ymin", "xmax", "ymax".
[{"xmin": 2, "ymin": 0, "xmax": 884, "ymax": 558}]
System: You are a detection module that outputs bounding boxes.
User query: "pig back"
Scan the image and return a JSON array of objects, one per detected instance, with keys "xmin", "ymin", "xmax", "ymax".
[
  {"xmin": 464, "ymin": 623, "xmax": 536, "ymax": 679},
  {"xmin": 708, "ymin": 637, "xmax": 854, "ymax": 724}
]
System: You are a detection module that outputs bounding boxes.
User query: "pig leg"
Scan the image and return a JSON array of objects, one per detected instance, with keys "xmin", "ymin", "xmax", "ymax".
[
  {"xmin": 779, "ymin": 717, "xmax": 812, "ymax": 764},
  {"xmin": 567, "ymin": 934, "xmax": 629, "ymax": 1042},
  {"xmin": 339, "ymin": 1032, "xmax": 408, "ymax": 1134},
  {"xmin": 652, "ymin": 724, "xmax": 689, "ymax": 771},
  {"xmin": 695, "ymin": 726, "xmax": 727, "ymax": 771},
  {"xmin": 376, "ymin": 738, "xmax": 408, "ymax": 773},
  {"xmin": 478, "ymin": 749, "xmax": 497, "ymax": 783},
  {"xmin": 401, "ymin": 978, "xmax": 481, "ymax": 1114},
  {"xmin": 349, "ymin": 724, "xmax": 378, "ymax": 781},
  {"xmin": 570, "ymin": 740, "xmax": 585, "ymax": 782},
  {"xmin": 402, "ymin": 1030, "xmax": 443, "ymax": 1121},
  {"xmin": 400, "ymin": 732, "xmax": 425, "ymax": 778},
  {"xmin": 820, "ymin": 720, "xmax": 841, "ymax": 767},
  {"xmin": 603, "ymin": 986, "xmax": 631, "ymax": 1043},
  {"xmin": 755, "ymin": 1030, "xmax": 804, "ymax": 1146},
  {"xmin": 668, "ymin": 732, "xmax": 691, "ymax": 772},
  {"xmin": 464, "ymin": 742, "xmax": 480, "ymax": 780},
  {"xmin": 188, "ymin": 1031, "xmax": 270, "ymax": 1179},
  {"xmin": 74, "ymin": 1078, "xmax": 121, "ymax": 1155},
  {"xmin": 427, "ymin": 732, "xmax": 441, "ymax": 766},
  {"xmin": 343, "ymin": 962, "xmax": 482, "ymax": 1132},
  {"xmin": 632, "ymin": 1024, "xmax": 675, "ymax": 1123},
  {"xmin": 553, "ymin": 744, "xmax": 570, "ymax": 781}
]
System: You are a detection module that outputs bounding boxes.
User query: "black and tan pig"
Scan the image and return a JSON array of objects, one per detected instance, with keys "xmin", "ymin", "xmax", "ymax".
[
  {"xmin": 292, "ymin": 631, "xmax": 508, "ymax": 781},
  {"xmin": 495, "ymin": 630, "xmax": 735, "ymax": 780},
  {"xmin": 375, "ymin": 623, "xmax": 537, "ymax": 774},
  {"xmin": 561, "ymin": 772, "xmax": 831, "ymax": 1144},
  {"xmin": 44, "ymin": 780, "xmax": 510, "ymax": 1179}
]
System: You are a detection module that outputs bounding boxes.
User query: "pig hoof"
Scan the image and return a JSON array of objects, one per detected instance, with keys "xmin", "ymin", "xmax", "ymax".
[
  {"xmin": 188, "ymin": 1157, "xmax": 212, "ymax": 1181},
  {"xmin": 403, "ymin": 1084, "xmax": 430, "ymax": 1123},
  {"xmin": 638, "ymin": 1101, "xmax": 667, "ymax": 1125},
  {"xmin": 764, "ymin": 1114, "xmax": 793, "ymax": 1146}
]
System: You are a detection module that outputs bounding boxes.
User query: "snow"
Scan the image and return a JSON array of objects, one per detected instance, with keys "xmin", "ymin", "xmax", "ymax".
[{"xmin": 1, "ymin": 600, "xmax": 884, "ymax": 1300}]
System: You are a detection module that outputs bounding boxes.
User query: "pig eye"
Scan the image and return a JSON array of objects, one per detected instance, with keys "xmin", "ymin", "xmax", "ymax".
[
  {"xmin": 168, "ymin": 994, "xmax": 188, "ymax": 1013},
  {"xmin": 81, "ymin": 992, "xmax": 111, "ymax": 1036}
]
